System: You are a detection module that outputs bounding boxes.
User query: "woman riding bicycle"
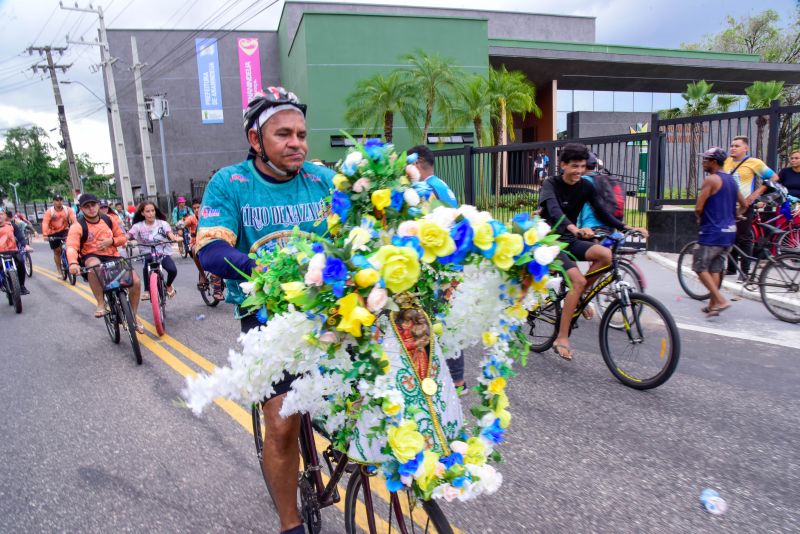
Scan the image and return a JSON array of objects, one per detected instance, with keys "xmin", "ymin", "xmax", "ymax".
[
  {"xmin": 127, "ymin": 201, "xmax": 181, "ymax": 301},
  {"xmin": 0, "ymin": 209, "xmax": 30, "ymax": 295}
]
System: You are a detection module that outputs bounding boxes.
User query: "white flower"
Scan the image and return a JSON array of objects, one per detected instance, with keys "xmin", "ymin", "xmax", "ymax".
[
  {"xmin": 545, "ymin": 276, "xmax": 563, "ymax": 291},
  {"xmin": 239, "ymin": 281, "xmax": 255, "ymax": 295},
  {"xmin": 467, "ymin": 464, "xmax": 503, "ymax": 495},
  {"xmin": 405, "ymin": 164, "xmax": 420, "ymax": 182},
  {"xmin": 345, "ymin": 151, "xmax": 363, "ymax": 166},
  {"xmin": 536, "ymin": 220, "xmax": 551, "ymax": 237},
  {"xmin": 533, "ymin": 245, "xmax": 560, "ymax": 265},
  {"xmin": 457, "ymin": 205, "xmax": 492, "ymax": 227},
  {"xmin": 403, "ymin": 188, "xmax": 420, "ymax": 206},
  {"xmin": 424, "ymin": 206, "xmax": 459, "ymax": 230},
  {"xmin": 432, "ymin": 483, "xmax": 461, "ymax": 502},
  {"xmin": 396, "ymin": 220, "xmax": 419, "ymax": 237},
  {"xmin": 449, "ymin": 440, "xmax": 468, "ymax": 455},
  {"xmin": 346, "ymin": 227, "xmax": 372, "ymax": 251}
]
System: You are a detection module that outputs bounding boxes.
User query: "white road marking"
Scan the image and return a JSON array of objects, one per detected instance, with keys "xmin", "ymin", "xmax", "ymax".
[{"xmin": 676, "ymin": 322, "xmax": 800, "ymax": 350}]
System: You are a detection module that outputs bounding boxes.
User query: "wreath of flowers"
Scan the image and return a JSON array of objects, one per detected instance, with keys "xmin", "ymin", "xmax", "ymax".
[{"xmin": 185, "ymin": 136, "xmax": 566, "ymax": 502}]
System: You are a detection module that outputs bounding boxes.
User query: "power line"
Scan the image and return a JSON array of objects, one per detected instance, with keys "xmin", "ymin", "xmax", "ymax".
[
  {"xmin": 30, "ymin": 3, "xmax": 59, "ymax": 46},
  {"xmin": 107, "ymin": 0, "xmax": 136, "ymax": 27}
]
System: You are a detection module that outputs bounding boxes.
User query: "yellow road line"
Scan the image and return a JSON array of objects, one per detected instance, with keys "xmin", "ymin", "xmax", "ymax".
[{"xmin": 33, "ymin": 266, "xmax": 412, "ymax": 534}]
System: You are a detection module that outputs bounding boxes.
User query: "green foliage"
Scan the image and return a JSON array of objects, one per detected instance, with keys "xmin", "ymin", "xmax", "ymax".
[
  {"xmin": 487, "ymin": 65, "xmax": 541, "ymax": 145},
  {"xmin": 344, "ymin": 71, "xmax": 421, "ymax": 143},
  {"xmin": 443, "ymin": 74, "xmax": 493, "ymax": 147},
  {"xmin": 657, "ymin": 80, "xmax": 741, "ymax": 119},
  {"xmin": 745, "ymin": 80, "xmax": 785, "ymax": 109}
]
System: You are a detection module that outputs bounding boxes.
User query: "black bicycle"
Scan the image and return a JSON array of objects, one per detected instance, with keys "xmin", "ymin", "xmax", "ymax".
[
  {"xmin": 0, "ymin": 252, "xmax": 22, "ymax": 314},
  {"xmin": 676, "ymin": 240, "xmax": 800, "ymax": 323},
  {"xmin": 198, "ymin": 272, "xmax": 224, "ymax": 307},
  {"xmin": 251, "ymin": 407, "xmax": 453, "ymax": 534},
  {"xmin": 48, "ymin": 236, "xmax": 76, "ymax": 285},
  {"xmin": 84, "ymin": 258, "xmax": 142, "ymax": 365},
  {"xmin": 19, "ymin": 243, "xmax": 33, "ymax": 278},
  {"xmin": 527, "ymin": 231, "xmax": 681, "ymax": 390}
]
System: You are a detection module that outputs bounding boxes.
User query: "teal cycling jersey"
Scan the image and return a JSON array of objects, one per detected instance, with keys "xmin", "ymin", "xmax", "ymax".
[
  {"xmin": 426, "ymin": 175, "xmax": 458, "ymax": 208},
  {"xmin": 172, "ymin": 206, "xmax": 192, "ymax": 225},
  {"xmin": 576, "ymin": 174, "xmax": 603, "ymax": 229},
  {"xmin": 197, "ymin": 158, "xmax": 335, "ymax": 312}
]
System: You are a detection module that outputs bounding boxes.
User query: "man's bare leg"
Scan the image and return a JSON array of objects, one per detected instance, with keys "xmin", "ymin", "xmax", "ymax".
[
  {"xmin": 555, "ymin": 266, "xmax": 586, "ymax": 360},
  {"xmin": 261, "ymin": 393, "xmax": 302, "ymax": 531},
  {"xmin": 53, "ymin": 247, "xmax": 63, "ymax": 274},
  {"xmin": 84, "ymin": 258, "xmax": 106, "ymax": 315},
  {"xmin": 698, "ymin": 271, "xmax": 729, "ymax": 310},
  {"xmin": 129, "ymin": 273, "xmax": 141, "ymax": 316}
]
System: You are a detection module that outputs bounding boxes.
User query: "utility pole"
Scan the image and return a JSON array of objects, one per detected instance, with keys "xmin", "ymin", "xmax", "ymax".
[
  {"xmin": 28, "ymin": 45, "xmax": 81, "ymax": 192},
  {"xmin": 62, "ymin": 2, "xmax": 134, "ymax": 207},
  {"xmin": 149, "ymin": 94, "xmax": 172, "ymax": 213},
  {"xmin": 131, "ymin": 36, "xmax": 158, "ymax": 197}
]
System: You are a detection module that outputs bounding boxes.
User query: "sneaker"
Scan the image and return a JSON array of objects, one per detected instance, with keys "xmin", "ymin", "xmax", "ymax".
[{"xmin": 20, "ymin": 287, "xmax": 30, "ymax": 295}]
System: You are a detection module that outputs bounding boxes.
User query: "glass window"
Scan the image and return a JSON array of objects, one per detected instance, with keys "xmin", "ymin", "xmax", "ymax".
[
  {"xmin": 556, "ymin": 90, "xmax": 573, "ymax": 112},
  {"xmin": 614, "ymin": 91, "xmax": 634, "ymax": 112},
  {"xmin": 670, "ymin": 93, "xmax": 686, "ymax": 109},
  {"xmin": 652, "ymin": 93, "xmax": 672, "ymax": 112},
  {"xmin": 633, "ymin": 92, "xmax": 652, "ymax": 112},
  {"xmin": 593, "ymin": 91, "xmax": 614, "ymax": 112},
  {"xmin": 574, "ymin": 90, "xmax": 594, "ymax": 111},
  {"xmin": 557, "ymin": 112, "xmax": 568, "ymax": 135}
]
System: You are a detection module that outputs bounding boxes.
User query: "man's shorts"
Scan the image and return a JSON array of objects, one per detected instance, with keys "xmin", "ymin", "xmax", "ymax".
[
  {"xmin": 80, "ymin": 253, "xmax": 120, "ymax": 267},
  {"xmin": 48, "ymin": 230, "xmax": 68, "ymax": 250},
  {"xmin": 692, "ymin": 244, "xmax": 731, "ymax": 273},
  {"xmin": 557, "ymin": 237, "xmax": 596, "ymax": 271},
  {"xmin": 241, "ymin": 313, "xmax": 298, "ymax": 402}
]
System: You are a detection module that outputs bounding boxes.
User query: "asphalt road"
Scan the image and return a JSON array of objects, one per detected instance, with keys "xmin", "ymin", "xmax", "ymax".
[{"xmin": 1, "ymin": 242, "xmax": 797, "ymax": 533}]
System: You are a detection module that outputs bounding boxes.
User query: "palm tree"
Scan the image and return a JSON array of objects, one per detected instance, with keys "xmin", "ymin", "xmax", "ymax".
[
  {"xmin": 745, "ymin": 80, "xmax": 785, "ymax": 159},
  {"xmin": 401, "ymin": 50, "xmax": 462, "ymax": 144},
  {"xmin": 486, "ymin": 66, "xmax": 541, "ymax": 204},
  {"xmin": 344, "ymin": 71, "xmax": 420, "ymax": 143}
]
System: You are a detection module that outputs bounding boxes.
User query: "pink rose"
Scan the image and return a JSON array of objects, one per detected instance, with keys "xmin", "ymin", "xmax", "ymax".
[
  {"xmin": 352, "ymin": 178, "xmax": 371, "ymax": 193},
  {"xmin": 319, "ymin": 331, "xmax": 337, "ymax": 344},
  {"xmin": 441, "ymin": 484, "xmax": 461, "ymax": 502},
  {"xmin": 397, "ymin": 220, "xmax": 419, "ymax": 237},
  {"xmin": 305, "ymin": 267, "xmax": 323, "ymax": 286},
  {"xmin": 449, "ymin": 440, "xmax": 468, "ymax": 455},
  {"xmin": 366, "ymin": 286, "xmax": 388, "ymax": 312}
]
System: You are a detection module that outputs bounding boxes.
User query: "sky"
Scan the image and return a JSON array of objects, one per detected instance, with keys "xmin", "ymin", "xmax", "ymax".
[{"xmin": 0, "ymin": 0, "xmax": 796, "ymax": 171}]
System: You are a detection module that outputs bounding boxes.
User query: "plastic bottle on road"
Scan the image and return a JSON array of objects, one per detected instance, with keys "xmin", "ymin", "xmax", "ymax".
[
  {"xmin": 700, "ymin": 488, "xmax": 728, "ymax": 515},
  {"xmin": 196, "ymin": 314, "xmax": 206, "ymax": 321}
]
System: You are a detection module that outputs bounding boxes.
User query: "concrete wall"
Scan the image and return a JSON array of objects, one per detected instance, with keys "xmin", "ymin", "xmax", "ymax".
[
  {"xmin": 567, "ymin": 111, "xmax": 652, "ymax": 138},
  {"xmin": 106, "ymin": 29, "xmax": 281, "ymax": 198}
]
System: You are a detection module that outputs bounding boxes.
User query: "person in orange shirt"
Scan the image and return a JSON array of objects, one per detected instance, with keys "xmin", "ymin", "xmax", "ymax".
[
  {"xmin": 99, "ymin": 200, "xmax": 122, "ymax": 230},
  {"xmin": 66, "ymin": 193, "xmax": 143, "ymax": 330},
  {"xmin": 0, "ymin": 209, "xmax": 30, "ymax": 295},
  {"xmin": 184, "ymin": 198, "xmax": 224, "ymax": 301},
  {"xmin": 42, "ymin": 193, "xmax": 77, "ymax": 276}
]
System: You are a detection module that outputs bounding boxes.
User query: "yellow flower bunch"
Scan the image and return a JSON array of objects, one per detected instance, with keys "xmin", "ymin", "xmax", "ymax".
[
  {"xmin": 335, "ymin": 292, "xmax": 375, "ymax": 337},
  {"xmin": 387, "ymin": 420, "xmax": 426, "ymax": 463},
  {"xmin": 417, "ymin": 220, "xmax": 456, "ymax": 263},
  {"xmin": 370, "ymin": 245, "xmax": 421, "ymax": 293},
  {"xmin": 491, "ymin": 233, "xmax": 524, "ymax": 270}
]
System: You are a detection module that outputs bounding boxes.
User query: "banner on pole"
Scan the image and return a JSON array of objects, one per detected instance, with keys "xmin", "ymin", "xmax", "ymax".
[
  {"xmin": 237, "ymin": 38, "xmax": 262, "ymax": 110},
  {"xmin": 195, "ymin": 38, "xmax": 224, "ymax": 124}
]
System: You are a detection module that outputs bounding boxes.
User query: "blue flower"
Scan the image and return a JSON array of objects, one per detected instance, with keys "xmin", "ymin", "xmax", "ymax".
[
  {"xmin": 385, "ymin": 474, "xmax": 404, "ymax": 493},
  {"xmin": 341, "ymin": 161, "xmax": 357, "ymax": 177},
  {"xmin": 489, "ymin": 220, "xmax": 507, "ymax": 236},
  {"xmin": 479, "ymin": 242, "xmax": 496, "ymax": 259},
  {"xmin": 332, "ymin": 280, "xmax": 345, "ymax": 298},
  {"xmin": 392, "ymin": 235, "xmax": 423, "ymax": 259},
  {"xmin": 390, "ymin": 189, "xmax": 404, "ymax": 211},
  {"xmin": 256, "ymin": 306, "xmax": 269, "ymax": 324},
  {"xmin": 527, "ymin": 259, "xmax": 549, "ymax": 282},
  {"xmin": 480, "ymin": 418, "xmax": 505, "ymax": 444},
  {"xmin": 439, "ymin": 219, "xmax": 474, "ymax": 265},
  {"xmin": 322, "ymin": 257, "xmax": 348, "ymax": 284},
  {"xmin": 440, "ymin": 452, "xmax": 463, "ymax": 469},
  {"xmin": 351, "ymin": 254, "xmax": 370, "ymax": 269},
  {"xmin": 451, "ymin": 476, "xmax": 468, "ymax": 488},
  {"xmin": 408, "ymin": 207, "xmax": 422, "ymax": 218},
  {"xmin": 398, "ymin": 452, "xmax": 424, "ymax": 477},
  {"xmin": 331, "ymin": 191, "xmax": 351, "ymax": 220},
  {"xmin": 412, "ymin": 181, "xmax": 433, "ymax": 200},
  {"xmin": 364, "ymin": 138, "xmax": 385, "ymax": 160},
  {"xmin": 512, "ymin": 212, "xmax": 535, "ymax": 231},
  {"xmin": 406, "ymin": 152, "xmax": 419, "ymax": 164},
  {"xmin": 312, "ymin": 243, "xmax": 324, "ymax": 254}
]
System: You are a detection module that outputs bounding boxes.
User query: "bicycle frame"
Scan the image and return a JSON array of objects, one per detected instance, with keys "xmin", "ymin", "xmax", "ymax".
[
  {"xmin": 298, "ymin": 414, "xmax": 350, "ymax": 508},
  {"xmin": 0, "ymin": 254, "xmax": 14, "ymax": 288}
]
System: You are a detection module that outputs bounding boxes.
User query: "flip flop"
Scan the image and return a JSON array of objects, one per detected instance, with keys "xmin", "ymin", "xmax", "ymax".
[
  {"xmin": 582, "ymin": 303, "xmax": 595, "ymax": 320},
  {"xmin": 167, "ymin": 288, "xmax": 177, "ymax": 299},
  {"xmin": 135, "ymin": 323, "xmax": 145, "ymax": 334},
  {"xmin": 701, "ymin": 305, "xmax": 713, "ymax": 313},
  {"xmin": 94, "ymin": 309, "xmax": 107, "ymax": 318},
  {"xmin": 553, "ymin": 343, "xmax": 573, "ymax": 361},
  {"xmin": 712, "ymin": 303, "xmax": 732, "ymax": 313},
  {"xmin": 705, "ymin": 309, "xmax": 720, "ymax": 318},
  {"xmin": 141, "ymin": 293, "xmax": 150, "ymax": 301}
]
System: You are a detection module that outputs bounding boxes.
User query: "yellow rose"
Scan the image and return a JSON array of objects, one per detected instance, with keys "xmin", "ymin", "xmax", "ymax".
[
  {"xmin": 492, "ymin": 232, "xmax": 524, "ymax": 270},
  {"xmin": 280, "ymin": 282, "xmax": 306, "ymax": 303},
  {"xmin": 327, "ymin": 213, "xmax": 341, "ymax": 234},
  {"xmin": 382, "ymin": 399, "xmax": 401, "ymax": 416},
  {"xmin": 531, "ymin": 276, "xmax": 548, "ymax": 292},
  {"xmin": 506, "ymin": 304, "xmax": 528, "ymax": 320},
  {"xmin": 332, "ymin": 173, "xmax": 350, "ymax": 191},
  {"xmin": 387, "ymin": 420, "xmax": 426, "ymax": 463},
  {"xmin": 370, "ymin": 245, "xmax": 421, "ymax": 293},
  {"xmin": 482, "ymin": 331, "xmax": 498, "ymax": 347},
  {"xmin": 487, "ymin": 377, "xmax": 506, "ymax": 395},
  {"xmin": 371, "ymin": 189, "xmax": 392, "ymax": 211},
  {"xmin": 415, "ymin": 450, "xmax": 442, "ymax": 493},
  {"xmin": 432, "ymin": 322, "xmax": 443, "ymax": 336},
  {"xmin": 354, "ymin": 268, "xmax": 380, "ymax": 288},
  {"xmin": 464, "ymin": 437, "xmax": 487, "ymax": 465},
  {"xmin": 494, "ymin": 393, "xmax": 511, "ymax": 428},
  {"xmin": 336, "ymin": 292, "xmax": 375, "ymax": 337},
  {"xmin": 346, "ymin": 227, "xmax": 372, "ymax": 251},
  {"xmin": 523, "ymin": 227, "xmax": 539, "ymax": 246},
  {"xmin": 473, "ymin": 222, "xmax": 494, "ymax": 250},
  {"xmin": 417, "ymin": 220, "xmax": 456, "ymax": 263}
]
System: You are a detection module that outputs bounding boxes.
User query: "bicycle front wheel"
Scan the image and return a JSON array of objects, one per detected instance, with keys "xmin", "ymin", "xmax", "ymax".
[
  {"xmin": 777, "ymin": 228, "xmax": 800, "ymax": 255},
  {"xmin": 344, "ymin": 467, "xmax": 453, "ymax": 534},
  {"xmin": 24, "ymin": 253, "xmax": 33, "ymax": 277},
  {"xmin": 759, "ymin": 253, "xmax": 800, "ymax": 323},
  {"xmin": 676, "ymin": 241, "xmax": 722, "ymax": 300},
  {"xmin": 150, "ymin": 271, "xmax": 165, "ymax": 336},
  {"xmin": 599, "ymin": 292, "xmax": 680, "ymax": 390},
  {"xmin": 526, "ymin": 298, "xmax": 561, "ymax": 353},
  {"xmin": 595, "ymin": 262, "xmax": 643, "ymax": 328},
  {"xmin": 8, "ymin": 271, "xmax": 22, "ymax": 314},
  {"xmin": 104, "ymin": 293, "xmax": 121, "ymax": 343},
  {"xmin": 119, "ymin": 293, "xmax": 143, "ymax": 365}
]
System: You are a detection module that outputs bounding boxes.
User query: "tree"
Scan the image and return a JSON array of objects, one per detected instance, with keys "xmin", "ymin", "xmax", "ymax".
[
  {"xmin": 0, "ymin": 126, "xmax": 58, "ymax": 203},
  {"xmin": 487, "ymin": 65, "xmax": 541, "ymax": 147},
  {"xmin": 745, "ymin": 80, "xmax": 785, "ymax": 159},
  {"xmin": 443, "ymin": 74, "xmax": 492, "ymax": 147},
  {"xmin": 400, "ymin": 50, "xmax": 462, "ymax": 144},
  {"xmin": 682, "ymin": 9, "xmax": 800, "ymax": 64},
  {"xmin": 344, "ymin": 71, "xmax": 420, "ymax": 143}
]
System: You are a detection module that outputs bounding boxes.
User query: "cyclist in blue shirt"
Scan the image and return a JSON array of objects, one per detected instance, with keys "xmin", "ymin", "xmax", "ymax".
[
  {"xmin": 196, "ymin": 87, "xmax": 334, "ymax": 534},
  {"xmin": 576, "ymin": 152, "xmax": 604, "ymax": 230},
  {"xmin": 171, "ymin": 197, "xmax": 192, "ymax": 225}
]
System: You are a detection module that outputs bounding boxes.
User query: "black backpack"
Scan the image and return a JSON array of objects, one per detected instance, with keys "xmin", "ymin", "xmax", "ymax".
[
  {"xmin": 79, "ymin": 213, "xmax": 114, "ymax": 252},
  {"xmin": 592, "ymin": 172, "xmax": 625, "ymax": 220}
]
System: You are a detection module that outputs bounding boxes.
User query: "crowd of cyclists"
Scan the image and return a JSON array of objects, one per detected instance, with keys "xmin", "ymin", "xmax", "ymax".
[{"xmin": 3, "ymin": 86, "xmax": 799, "ymax": 534}]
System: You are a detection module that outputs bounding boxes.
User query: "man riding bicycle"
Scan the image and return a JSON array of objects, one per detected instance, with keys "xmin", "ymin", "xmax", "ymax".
[
  {"xmin": 0, "ymin": 209, "xmax": 31, "ymax": 295},
  {"xmin": 66, "ymin": 193, "xmax": 143, "ymax": 332},
  {"xmin": 196, "ymin": 87, "xmax": 335, "ymax": 534},
  {"xmin": 184, "ymin": 198, "xmax": 223, "ymax": 301},
  {"xmin": 42, "ymin": 193, "xmax": 77, "ymax": 276},
  {"xmin": 538, "ymin": 143, "xmax": 648, "ymax": 361}
]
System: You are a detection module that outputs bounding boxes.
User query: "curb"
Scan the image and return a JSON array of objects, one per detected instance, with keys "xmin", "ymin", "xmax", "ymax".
[{"xmin": 645, "ymin": 250, "xmax": 765, "ymax": 304}]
